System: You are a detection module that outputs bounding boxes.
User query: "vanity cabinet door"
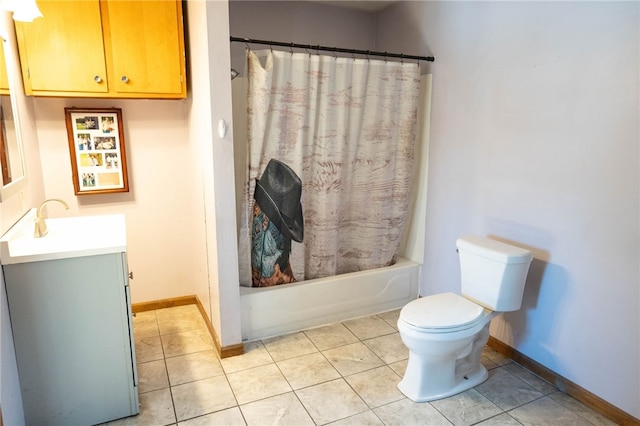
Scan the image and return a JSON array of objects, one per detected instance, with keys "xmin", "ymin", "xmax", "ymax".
[
  {"xmin": 103, "ymin": 1, "xmax": 185, "ymax": 97},
  {"xmin": 3, "ymin": 253, "xmax": 138, "ymax": 425},
  {"xmin": 15, "ymin": 0, "xmax": 109, "ymax": 95}
]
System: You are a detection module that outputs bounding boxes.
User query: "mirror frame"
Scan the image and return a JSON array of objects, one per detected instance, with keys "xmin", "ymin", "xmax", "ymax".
[{"xmin": 0, "ymin": 23, "xmax": 27, "ymax": 201}]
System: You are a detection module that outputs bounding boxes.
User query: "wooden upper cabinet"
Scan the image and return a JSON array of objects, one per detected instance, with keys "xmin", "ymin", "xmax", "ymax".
[
  {"xmin": 15, "ymin": 0, "xmax": 186, "ymax": 99},
  {"xmin": 15, "ymin": 1, "xmax": 108, "ymax": 95},
  {"xmin": 0, "ymin": 40, "xmax": 9, "ymax": 93},
  {"xmin": 103, "ymin": 1, "xmax": 184, "ymax": 96}
]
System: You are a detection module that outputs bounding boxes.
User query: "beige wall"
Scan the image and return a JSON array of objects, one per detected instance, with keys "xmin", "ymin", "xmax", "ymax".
[
  {"xmin": 32, "ymin": 98, "xmax": 201, "ymax": 303},
  {"xmin": 1, "ymin": 2, "xmax": 241, "ymax": 421},
  {"xmin": 188, "ymin": 0, "xmax": 242, "ymax": 347}
]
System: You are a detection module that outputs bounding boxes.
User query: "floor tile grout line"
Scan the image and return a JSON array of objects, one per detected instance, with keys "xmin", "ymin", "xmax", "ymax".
[
  {"xmin": 219, "ymin": 364, "xmax": 246, "ymax": 425},
  {"xmin": 164, "ymin": 358, "xmax": 179, "ymax": 424},
  {"xmin": 154, "ymin": 309, "xmax": 179, "ymax": 425},
  {"xmin": 151, "ymin": 307, "xmax": 420, "ymax": 421},
  {"xmin": 320, "ymin": 320, "xmax": 402, "ymax": 423},
  {"xmin": 475, "ymin": 364, "xmax": 548, "ymax": 409},
  {"xmin": 260, "ymin": 320, "xmax": 400, "ymax": 424},
  {"xmin": 134, "ymin": 306, "xmax": 607, "ymax": 426}
]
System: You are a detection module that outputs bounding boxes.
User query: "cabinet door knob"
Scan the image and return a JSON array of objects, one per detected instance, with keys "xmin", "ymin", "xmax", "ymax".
[
  {"xmin": 94, "ymin": 75, "xmax": 102, "ymax": 83},
  {"xmin": 121, "ymin": 76, "xmax": 129, "ymax": 83},
  {"xmin": 129, "ymin": 272, "xmax": 133, "ymax": 279}
]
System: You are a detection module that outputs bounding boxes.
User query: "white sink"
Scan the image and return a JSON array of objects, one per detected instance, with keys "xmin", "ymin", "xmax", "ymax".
[{"xmin": 0, "ymin": 208, "xmax": 127, "ymax": 265}]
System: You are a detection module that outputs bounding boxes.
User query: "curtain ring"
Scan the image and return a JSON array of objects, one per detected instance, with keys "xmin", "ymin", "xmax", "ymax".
[
  {"xmin": 290, "ymin": 42, "xmax": 294, "ymax": 55},
  {"xmin": 366, "ymin": 50, "xmax": 370, "ymax": 62},
  {"xmin": 400, "ymin": 53, "xmax": 404, "ymax": 65},
  {"xmin": 384, "ymin": 52, "xmax": 388, "ymax": 63}
]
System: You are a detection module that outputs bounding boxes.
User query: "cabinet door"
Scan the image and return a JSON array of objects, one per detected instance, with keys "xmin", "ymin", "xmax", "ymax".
[
  {"xmin": 0, "ymin": 41, "xmax": 8, "ymax": 93},
  {"xmin": 102, "ymin": 1, "xmax": 186, "ymax": 97},
  {"xmin": 15, "ymin": 0, "xmax": 108, "ymax": 94},
  {"xmin": 4, "ymin": 253, "xmax": 138, "ymax": 425}
]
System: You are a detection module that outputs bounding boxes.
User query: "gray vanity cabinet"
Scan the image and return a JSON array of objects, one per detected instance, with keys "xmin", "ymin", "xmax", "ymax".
[{"xmin": 3, "ymin": 252, "xmax": 138, "ymax": 425}]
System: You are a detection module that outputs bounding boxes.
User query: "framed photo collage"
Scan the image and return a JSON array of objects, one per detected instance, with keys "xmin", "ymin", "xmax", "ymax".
[{"xmin": 65, "ymin": 107, "xmax": 129, "ymax": 195}]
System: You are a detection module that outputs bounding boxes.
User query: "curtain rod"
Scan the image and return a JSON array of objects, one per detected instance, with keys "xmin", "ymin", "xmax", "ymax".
[{"xmin": 230, "ymin": 36, "xmax": 435, "ymax": 62}]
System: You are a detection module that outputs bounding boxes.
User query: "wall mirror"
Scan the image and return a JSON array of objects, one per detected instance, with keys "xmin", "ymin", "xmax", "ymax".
[{"xmin": 0, "ymin": 28, "xmax": 27, "ymax": 201}]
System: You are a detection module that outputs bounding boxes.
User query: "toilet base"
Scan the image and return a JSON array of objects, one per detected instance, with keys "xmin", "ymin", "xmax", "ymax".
[{"xmin": 398, "ymin": 364, "xmax": 488, "ymax": 403}]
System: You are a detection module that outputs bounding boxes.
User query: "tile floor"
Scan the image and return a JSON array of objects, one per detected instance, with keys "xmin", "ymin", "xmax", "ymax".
[{"xmin": 109, "ymin": 304, "xmax": 618, "ymax": 426}]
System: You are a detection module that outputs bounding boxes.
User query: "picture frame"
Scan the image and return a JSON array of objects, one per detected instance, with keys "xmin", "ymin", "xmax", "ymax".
[{"xmin": 65, "ymin": 107, "xmax": 129, "ymax": 195}]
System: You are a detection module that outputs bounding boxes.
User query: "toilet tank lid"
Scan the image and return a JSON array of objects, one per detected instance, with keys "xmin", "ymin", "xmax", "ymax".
[{"xmin": 456, "ymin": 235, "xmax": 533, "ymax": 264}]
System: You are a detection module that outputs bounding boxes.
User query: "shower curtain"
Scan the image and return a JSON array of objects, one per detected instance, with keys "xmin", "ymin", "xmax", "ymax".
[{"xmin": 238, "ymin": 49, "xmax": 421, "ymax": 286}]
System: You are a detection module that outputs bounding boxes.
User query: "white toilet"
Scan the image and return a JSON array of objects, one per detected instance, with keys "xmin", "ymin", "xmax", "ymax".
[{"xmin": 397, "ymin": 235, "xmax": 533, "ymax": 402}]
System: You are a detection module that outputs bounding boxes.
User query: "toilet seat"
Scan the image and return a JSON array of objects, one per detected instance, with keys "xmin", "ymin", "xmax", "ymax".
[{"xmin": 400, "ymin": 293, "xmax": 485, "ymax": 332}]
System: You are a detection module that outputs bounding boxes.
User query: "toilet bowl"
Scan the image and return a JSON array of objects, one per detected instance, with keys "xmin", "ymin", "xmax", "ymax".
[
  {"xmin": 397, "ymin": 235, "xmax": 533, "ymax": 402},
  {"xmin": 397, "ymin": 292, "xmax": 498, "ymax": 402}
]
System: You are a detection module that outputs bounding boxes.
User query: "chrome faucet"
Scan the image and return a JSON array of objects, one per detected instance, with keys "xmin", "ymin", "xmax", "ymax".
[{"xmin": 34, "ymin": 198, "xmax": 69, "ymax": 238}]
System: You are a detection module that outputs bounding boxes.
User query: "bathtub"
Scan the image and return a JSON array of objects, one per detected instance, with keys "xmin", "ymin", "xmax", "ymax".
[
  {"xmin": 240, "ymin": 257, "xmax": 420, "ymax": 341},
  {"xmin": 234, "ymin": 75, "xmax": 432, "ymax": 342}
]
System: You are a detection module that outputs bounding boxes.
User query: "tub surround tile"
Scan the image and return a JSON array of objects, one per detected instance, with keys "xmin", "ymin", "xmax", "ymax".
[
  {"xmin": 343, "ymin": 315, "xmax": 397, "ymax": 340},
  {"xmin": 430, "ymin": 389, "xmax": 503, "ymax": 426},
  {"xmin": 373, "ymin": 398, "xmax": 453, "ymax": 425},
  {"xmin": 323, "ymin": 341, "xmax": 385, "ymax": 376},
  {"xmin": 240, "ymin": 392, "xmax": 314, "ymax": 425},
  {"xmin": 172, "ymin": 376, "xmax": 237, "ymax": 422},
  {"xmin": 227, "ymin": 363, "xmax": 292, "ymax": 405},
  {"xmin": 262, "ymin": 331, "xmax": 318, "ymax": 361},
  {"xmin": 276, "ymin": 352, "xmax": 341, "ymax": 390},
  {"xmin": 165, "ymin": 350, "xmax": 224, "ymax": 386},
  {"xmin": 303, "ymin": 322, "xmax": 359, "ymax": 351},
  {"xmin": 296, "ymin": 378, "xmax": 369, "ymax": 425}
]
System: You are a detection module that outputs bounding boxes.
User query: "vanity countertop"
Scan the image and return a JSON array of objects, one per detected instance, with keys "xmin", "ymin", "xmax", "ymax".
[{"xmin": 0, "ymin": 208, "xmax": 126, "ymax": 265}]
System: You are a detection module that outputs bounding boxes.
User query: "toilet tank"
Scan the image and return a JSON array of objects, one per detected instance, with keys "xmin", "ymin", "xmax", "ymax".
[{"xmin": 456, "ymin": 235, "xmax": 533, "ymax": 312}]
